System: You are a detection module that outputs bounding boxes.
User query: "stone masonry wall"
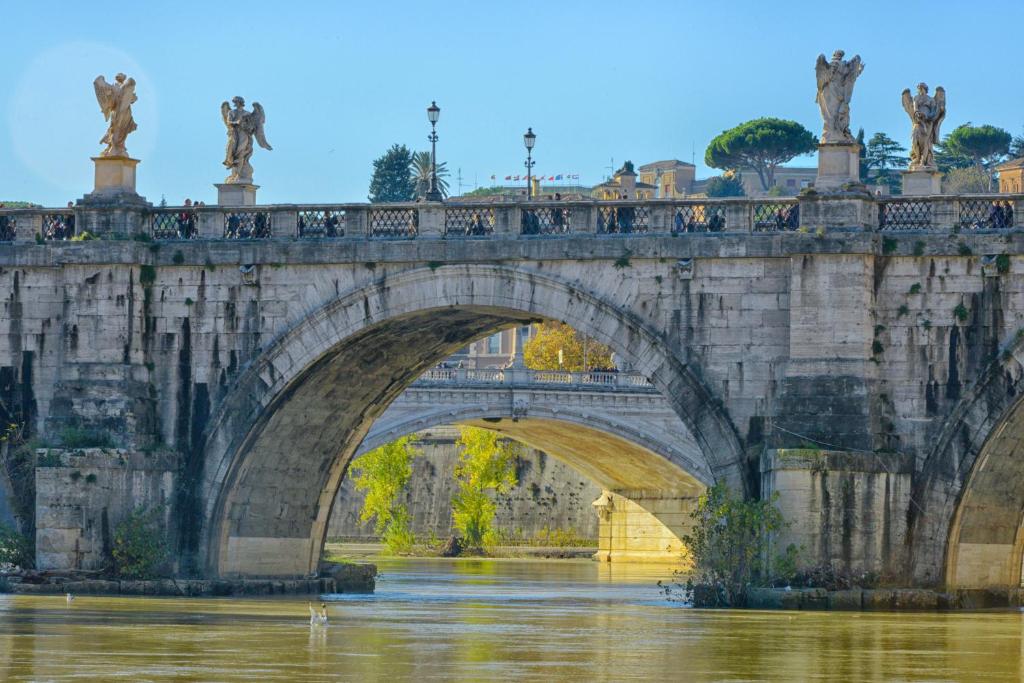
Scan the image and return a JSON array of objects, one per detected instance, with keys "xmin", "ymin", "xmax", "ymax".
[
  {"xmin": 3, "ymin": 230, "xmax": 1024, "ymax": 581},
  {"xmin": 35, "ymin": 449, "xmax": 177, "ymax": 571}
]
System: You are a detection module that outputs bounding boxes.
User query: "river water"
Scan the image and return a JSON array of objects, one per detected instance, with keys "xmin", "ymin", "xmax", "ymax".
[{"xmin": 1, "ymin": 557, "xmax": 1022, "ymax": 682}]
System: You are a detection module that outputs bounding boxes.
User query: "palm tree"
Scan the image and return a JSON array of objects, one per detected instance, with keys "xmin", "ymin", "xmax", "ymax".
[{"xmin": 411, "ymin": 151, "xmax": 450, "ymax": 199}]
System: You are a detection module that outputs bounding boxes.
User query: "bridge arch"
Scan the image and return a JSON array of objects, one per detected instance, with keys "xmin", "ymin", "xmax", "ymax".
[
  {"xmin": 910, "ymin": 338, "xmax": 1024, "ymax": 589},
  {"xmin": 359, "ymin": 388, "xmax": 709, "ymax": 493},
  {"xmin": 195, "ymin": 264, "xmax": 743, "ymax": 577}
]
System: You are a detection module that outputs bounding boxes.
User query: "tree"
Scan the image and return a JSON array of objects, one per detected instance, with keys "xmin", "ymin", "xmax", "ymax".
[
  {"xmin": 523, "ymin": 322, "xmax": 614, "ymax": 371},
  {"xmin": 705, "ymin": 118, "xmax": 816, "ymax": 192},
  {"xmin": 944, "ymin": 123, "xmax": 1012, "ymax": 170},
  {"xmin": 451, "ymin": 427, "xmax": 520, "ymax": 549},
  {"xmin": 350, "ymin": 435, "xmax": 420, "ymax": 553},
  {"xmin": 410, "ymin": 151, "xmax": 450, "ymax": 199},
  {"xmin": 368, "ymin": 144, "xmax": 415, "ymax": 202},
  {"xmin": 943, "ymin": 166, "xmax": 992, "ymax": 194},
  {"xmin": 1010, "ymin": 129, "xmax": 1024, "ymax": 159},
  {"xmin": 864, "ymin": 132, "xmax": 907, "ymax": 192},
  {"xmin": 680, "ymin": 483, "xmax": 790, "ymax": 607},
  {"xmin": 704, "ymin": 175, "xmax": 745, "ymax": 198},
  {"xmin": 856, "ymin": 128, "xmax": 868, "ymax": 181},
  {"xmin": 111, "ymin": 507, "xmax": 168, "ymax": 579}
]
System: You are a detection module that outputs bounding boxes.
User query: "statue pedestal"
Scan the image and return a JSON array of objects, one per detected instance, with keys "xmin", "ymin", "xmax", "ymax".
[
  {"xmin": 815, "ymin": 143, "xmax": 861, "ymax": 192},
  {"xmin": 215, "ymin": 183, "xmax": 259, "ymax": 207},
  {"xmin": 81, "ymin": 156, "xmax": 147, "ymax": 205},
  {"xmin": 76, "ymin": 156, "xmax": 150, "ymax": 238},
  {"xmin": 901, "ymin": 169, "xmax": 942, "ymax": 196}
]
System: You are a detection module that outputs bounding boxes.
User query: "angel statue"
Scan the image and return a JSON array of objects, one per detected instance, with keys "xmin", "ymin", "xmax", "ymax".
[
  {"xmin": 901, "ymin": 83, "xmax": 946, "ymax": 171},
  {"xmin": 221, "ymin": 96, "xmax": 272, "ymax": 183},
  {"xmin": 93, "ymin": 73, "xmax": 137, "ymax": 157},
  {"xmin": 815, "ymin": 50, "xmax": 865, "ymax": 144}
]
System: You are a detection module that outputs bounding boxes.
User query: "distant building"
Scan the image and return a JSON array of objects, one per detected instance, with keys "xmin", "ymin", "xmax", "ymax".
[
  {"xmin": 637, "ymin": 160, "xmax": 696, "ymax": 198},
  {"xmin": 996, "ymin": 158, "xmax": 1024, "ymax": 194},
  {"xmin": 738, "ymin": 167, "xmax": 817, "ymax": 197},
  {"xmin": 591, "ymin": 163, "xmax": 656, "ymax": 200}
]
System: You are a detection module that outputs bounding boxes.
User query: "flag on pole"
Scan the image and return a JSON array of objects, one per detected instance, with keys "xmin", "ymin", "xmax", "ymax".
[
  {"xmin": 490, "ymin": 175, "xmax": 496, "ymax": 181},
  {"xmin": 505, "ymin": 176, "xmax": 512, "ymax": 181}
]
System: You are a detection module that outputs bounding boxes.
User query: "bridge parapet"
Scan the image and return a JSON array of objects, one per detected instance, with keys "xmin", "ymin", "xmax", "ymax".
[
  {"xmin": 6, "ymin": 194, "xmax": 1020, "ymax": 242},
  {"xmin": 415, "ymin": 368, "xmax": 655, "ymax": 390}
]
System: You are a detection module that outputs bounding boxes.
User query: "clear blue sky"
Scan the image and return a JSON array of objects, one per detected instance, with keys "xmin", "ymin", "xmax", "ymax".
[{"xmin": 2, "ymin": 0, "xmax": 1021, "ymax": 206}]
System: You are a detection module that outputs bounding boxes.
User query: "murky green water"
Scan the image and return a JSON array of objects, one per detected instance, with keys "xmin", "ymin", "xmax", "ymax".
[{"xmin": 1, "ymin": 558, "xmax": 1022, "ymax": 681}]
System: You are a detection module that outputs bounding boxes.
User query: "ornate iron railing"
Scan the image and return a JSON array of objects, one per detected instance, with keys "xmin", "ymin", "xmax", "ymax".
[
  {"xmin": 597, "ymin": 205, "xmax": 650, "ymax": 234},
  {"xmin": 370, "ymin": 208, "xmax": 417, "ymax": 238},
  {"xmin": 879, "ymin": 200, "xmax": 933, "ymax": 231},
  {"xmin": 0, "ymin": 214, "xmax": 16, "ymax": 241},
  {"xmin": 444, "ymin": 207, "xmax": 494, "ymax": 236},
  {"xmin": 4, "ymin": 195, "xmax": 1021, "ymax": 243},
  {"xmin": 958, "ymin": 199, "xmax": 1015, "ymax": 230},
  {"xmin": 298, "ymin": 209, "xmax": 347, "ymax": 238},
  {"xmin": 673, "ymin": 204, "xmax": 727, "ymax": 233},
  {"xmin": 223, "ymin": 211, "xmax": 272, "ymax": 239},
  {"xmin": 41, "ymin": 212, "xmax": 76, "ymax": 240},
  {"xmin": 521, "ymin": 206, "xmax": 571, "ymax": 235},
  {"xmin": 151, "ymin": 209, "xmax": 198, "ymax": 239},
  {"xmin": 752, "ymin": 201, "xmax": 800, "ymax": 232}
]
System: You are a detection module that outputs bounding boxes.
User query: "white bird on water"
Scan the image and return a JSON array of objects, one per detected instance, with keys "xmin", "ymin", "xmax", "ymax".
[
  {"xmin": 66, "ymin": 593, "xmax": 74, "ymax": 604},
  {"xmin": 308, "ymin": 601, "xmax": 328, "ymax": 626}
]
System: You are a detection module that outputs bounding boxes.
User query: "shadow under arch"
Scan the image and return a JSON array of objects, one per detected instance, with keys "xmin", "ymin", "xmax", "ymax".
[
  {"xmin": 195, "ymin": 264, "xmax": 744, "ymax": 577},
  {"xmin": 359, "ymin": 403, "xmax": 708, "ymax": 494},
  {"xmin": 910, "ymin": 335, "xmax": 1024, "ymax": 589}
]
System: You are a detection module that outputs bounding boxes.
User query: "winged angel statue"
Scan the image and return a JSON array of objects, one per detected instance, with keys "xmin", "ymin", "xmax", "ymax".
[
  {"xmin": 815, "ymin": 50, "xmax": 864, "ymax": 144},
  {"xmin": 222, "ymin": 96, "xmax": 272, "ymax": 183},
  {"xmin": 901, "ymin": 84, "xmax": 946, "ymax": 171},
  {"xmin": 93, "ymin": 73, "xmax": 137, "ymax": 157}
]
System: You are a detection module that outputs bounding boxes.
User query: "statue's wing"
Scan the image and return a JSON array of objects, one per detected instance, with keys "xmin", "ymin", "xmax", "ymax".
[
  {"xmin": 842, "ymin": 56, "xmax": 862, "ymax": 101},
  {"xmin": 252, "ymin": 102, "xmax": 272, "ymax": 150},
  {"xmin": 934, "ymin": 87, "xmax": 946, "ymax": 140},
  {"xmin": 93, "ymin": 76, "xmax": 114, "ymax": 120},
  {"xmin": 221, "ymin": 101, "xmax": 231, "ymax": 126},
  {"xmin": 901, "ymin": 88, "xmax": 914, "ymax": 120},
  {"xmin": 815, "ymin": 54, "xmax": 828, "ymax": 92}
]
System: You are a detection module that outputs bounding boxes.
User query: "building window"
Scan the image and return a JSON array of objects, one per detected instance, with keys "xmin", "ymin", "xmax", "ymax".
[
  {"xmin": 786, "ymin": 179, "xmax": 796, "ymax": 188},
  {"xmin": 487, "ymin": 333, "xmax": 501, "ymax": 354}
]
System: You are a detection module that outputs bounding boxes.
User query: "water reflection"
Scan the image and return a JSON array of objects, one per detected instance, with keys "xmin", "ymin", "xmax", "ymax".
[{"xmin": 0, "ymin": 558, "xmax": 1022, "ymax": 681}]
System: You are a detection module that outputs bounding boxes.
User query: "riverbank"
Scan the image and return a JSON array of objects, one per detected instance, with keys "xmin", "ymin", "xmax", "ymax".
[
  {"xmin": 698, "ymin": 585, "xmax": 1024, "ymax": 611},
  {"xmin": 324, "ymin": 540, "xmax": 597, "ymax": 562},
  {"xmin": 0, "ymin": 562, "xmax": 377, "ymax": 597}
]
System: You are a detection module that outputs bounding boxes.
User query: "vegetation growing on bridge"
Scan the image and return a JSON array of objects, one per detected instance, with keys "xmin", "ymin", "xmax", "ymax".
[
  {"xmin": 350, "ymin": 435, "xmax": 420, "ymax": 554},
  {"xmin": 111, "ymin": 507, "xmax": 168, "ymax": 579}
]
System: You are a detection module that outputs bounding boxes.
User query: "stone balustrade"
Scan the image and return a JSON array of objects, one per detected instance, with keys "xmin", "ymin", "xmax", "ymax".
[
  {"xmin": 415, "ymin": 367, "xmax": 654, "ymax": 390},
  {"xmin": 3, "ymin": 194, "xmax": 1020, "ymax": 242}
]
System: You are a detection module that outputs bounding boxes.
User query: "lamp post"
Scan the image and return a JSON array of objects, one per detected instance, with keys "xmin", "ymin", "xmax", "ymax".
[
  {"xmin": 425, "ymin": 101, "xmax": 442, "ymax": 202},
  {"xmin": 523, "ymin": 127, "xmax": 536, "ymax": 199}
]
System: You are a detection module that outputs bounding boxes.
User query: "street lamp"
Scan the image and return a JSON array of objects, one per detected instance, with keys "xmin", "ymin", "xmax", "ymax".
[
  {"xmin": 425, "ymin": 101, "xmax": 442, "ymax": 202},
  {"xmin": 523, "ymin": 127, "xmax": 536, "ymax": 199}
]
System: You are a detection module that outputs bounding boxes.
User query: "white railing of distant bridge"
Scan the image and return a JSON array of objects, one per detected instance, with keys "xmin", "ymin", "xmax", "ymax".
[{"xmin": 415, "ymin": 367, "xmax": 653, "ymax": 389}]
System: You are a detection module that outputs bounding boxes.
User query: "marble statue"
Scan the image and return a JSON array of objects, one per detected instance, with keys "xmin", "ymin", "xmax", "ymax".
[
  {"xmin": 93, "ymin": 73, "xmax": 137, "ymax": 157},
  {"xmin": 901, "ymin": 83, "xmax": 946, "ymax": 171},
  {"xmin": 815, "ymin": 50, "xmax": 864, "ymax": 144},
  {"xmin": 221, "ymin": 96, "xmax": 272, "ymax": 183}
]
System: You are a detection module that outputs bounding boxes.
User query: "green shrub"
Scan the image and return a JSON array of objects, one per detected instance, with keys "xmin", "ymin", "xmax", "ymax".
[
  {"xmin": 677, "ymin": 483, "xmax": 791, "ymax": 607},
  {"xmin": 0, "ymin": 523, "xmax": 34, "ymax": 569},
  {"xmin": 954, "ymin": 303, "xmax": 969, "ymax": 323},
  {"xmin": 111, "ymin": 507, "xmax": 167, "ymax": 579},
  {"xmin": 59, "ymin": 427, "xmax": 114, "ymax": 449},
  {"xmin": 909, "ymin": 283, "xmax": 921, "ymax": 295},
  {"xmin": 996, "ymin": 253, "xmax": 1011, "ymax": 274}
]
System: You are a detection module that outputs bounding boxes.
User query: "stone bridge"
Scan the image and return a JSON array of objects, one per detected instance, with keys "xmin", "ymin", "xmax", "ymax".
[
  {"xmin": 3, "ymin": 190, "xmax": 1024, "ymax": 590},
  {"xmin": 361, "ymin": 368, "xmax": 701, "ymax": 563}
]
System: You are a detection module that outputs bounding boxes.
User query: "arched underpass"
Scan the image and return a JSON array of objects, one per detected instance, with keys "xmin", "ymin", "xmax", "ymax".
[
  {"xmin": 350, "ymin": 378, "xmax": 709, "ymax": 563},
  {"xmin": 193, "ymin": 266, "xmax": 743, "ymax": 577}
]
